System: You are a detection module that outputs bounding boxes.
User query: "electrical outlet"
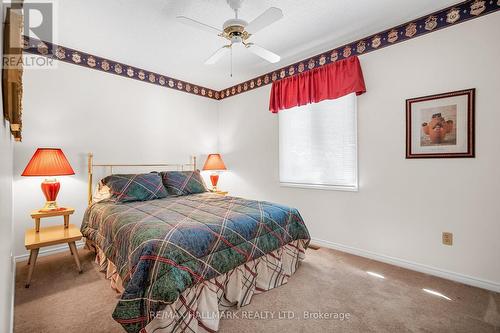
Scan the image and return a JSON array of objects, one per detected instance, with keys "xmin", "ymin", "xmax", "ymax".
[{"xmin": 442, "ymin": 232, "xmax": 453, "ymax": 246}]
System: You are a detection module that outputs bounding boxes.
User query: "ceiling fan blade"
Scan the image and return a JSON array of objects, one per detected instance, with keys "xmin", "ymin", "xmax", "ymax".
[
  {"xmin": 245, "ymin": 7, "xmax": 283, "ymax": 34},
  {"xmin": 205, "ymin": 45, "xmax": 231, "ymax": 65},
  {"xmin": 176, "ymin": 16, "xmax": 222, "ymax": 35},
  {"xmin": 246, "ymin": 43, "xmax": 280, "ymax": 63}
]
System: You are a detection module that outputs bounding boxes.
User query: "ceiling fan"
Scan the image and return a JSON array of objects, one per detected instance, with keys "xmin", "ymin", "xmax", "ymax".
[{"xmin": 177, "ymin": 0, "xmax": 283, "ymax": 66}]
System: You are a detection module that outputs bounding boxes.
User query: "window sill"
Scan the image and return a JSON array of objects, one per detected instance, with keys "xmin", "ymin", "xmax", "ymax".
[{"xmin": 280, "ymin": 182, "xmax": 358, "ymax": 192}]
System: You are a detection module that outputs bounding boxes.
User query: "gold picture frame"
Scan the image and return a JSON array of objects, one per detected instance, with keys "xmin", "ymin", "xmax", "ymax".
[{"xmin": 2, "ymin": 7, "xmax": 24, "ymax": 141}]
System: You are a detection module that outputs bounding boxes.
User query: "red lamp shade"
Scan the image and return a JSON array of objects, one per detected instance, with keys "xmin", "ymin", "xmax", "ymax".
[
  {"xmin": 22, "ymin": 148, "xmax": 75, "ymax": 176},
  {"xmin": 22, "ymin": 148, "xmax": 74, "ymax": 212},
  {"xmin": 202, "ymin": 154, "xmax": 226, "ymax": 191},
  {"xmin": 202, "ymin": 154, "xmax": 227, "ymax": 171}
]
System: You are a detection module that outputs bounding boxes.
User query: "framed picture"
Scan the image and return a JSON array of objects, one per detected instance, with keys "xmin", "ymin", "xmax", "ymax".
[
  {"xmin": 2, "ymin": 8, "xmax": 24, "ymax": 141},
  {"xmin": 406, "ymin": 89, "xmax": 475, "ymax": 158}
]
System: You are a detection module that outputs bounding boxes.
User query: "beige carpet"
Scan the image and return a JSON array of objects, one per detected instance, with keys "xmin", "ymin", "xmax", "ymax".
[{"xmin": 14, "ymin": 247, "xmax": 500, "ymax": 333}]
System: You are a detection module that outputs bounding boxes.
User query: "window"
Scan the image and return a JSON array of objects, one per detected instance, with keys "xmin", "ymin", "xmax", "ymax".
[{"xmin": 279, "ymin": 93, "xmax": 358, "ymax": 191}]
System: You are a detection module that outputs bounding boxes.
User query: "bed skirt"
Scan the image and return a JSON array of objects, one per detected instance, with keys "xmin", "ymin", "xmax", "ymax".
[{"xmin": 90, "ymin": 239, "xmax": 308, "ymax": 333}]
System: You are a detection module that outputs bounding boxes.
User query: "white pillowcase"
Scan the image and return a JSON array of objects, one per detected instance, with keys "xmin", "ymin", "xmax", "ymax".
[{"xmin": 92, "ymin": 181, "xmax": 112, "ymax": 203}]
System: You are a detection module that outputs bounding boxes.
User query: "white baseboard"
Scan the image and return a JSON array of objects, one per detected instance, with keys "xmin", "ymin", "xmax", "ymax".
[
  {"xmin": 311, "ymin": 237, "xmax": 500, "ymax": 293},
  {"xmin": 14, "ymin": 240, "xmax": 85, "ymax": 262}
]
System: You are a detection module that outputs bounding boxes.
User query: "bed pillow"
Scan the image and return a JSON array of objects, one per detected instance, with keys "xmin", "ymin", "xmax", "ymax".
[
  {"xmin": 161, "ymin": 170, "xmax": 208, "ymax": 196},
  {"xmin": 102, "ymin": 172, "xmax": 168, "ymax": 203},
  {"xmin": 92, "ymin": 181, "xmax": 112, "ymax": 203}
]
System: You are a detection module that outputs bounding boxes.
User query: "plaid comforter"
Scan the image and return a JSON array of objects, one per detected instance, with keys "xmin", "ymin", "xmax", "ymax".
[{"xmin": 81, "ymin": 193, "xmax": 310, "ymax": 332}]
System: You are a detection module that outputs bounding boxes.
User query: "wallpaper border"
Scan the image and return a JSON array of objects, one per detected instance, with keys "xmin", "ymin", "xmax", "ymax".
[
  {"xmin": 22, "ymin": 0, "xmax": 499, "ymax": 101},
  {"xmin": 22, "ymin": 36, "xmax": 221, "ymax": 100}
]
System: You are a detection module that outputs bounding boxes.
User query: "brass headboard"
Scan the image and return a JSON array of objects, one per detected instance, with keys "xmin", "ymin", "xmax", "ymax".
[{"xmin": 87, "ymin": 153, "xmax": 197, "ymax": 206}]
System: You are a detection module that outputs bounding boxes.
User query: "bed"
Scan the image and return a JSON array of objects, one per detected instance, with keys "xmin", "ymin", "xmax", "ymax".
[{"xmin": 81, "ymin": 154, "xmax": 310, "ymax": 333}]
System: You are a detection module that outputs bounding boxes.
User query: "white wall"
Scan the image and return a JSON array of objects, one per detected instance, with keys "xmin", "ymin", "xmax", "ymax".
[
  {"xmin": 218, "ymin": 13, "xmax": 500, "ymax": 290},
  {"xmin": 0, "ymin": 4, "xmax": 14, "ymax": 331},
  {"xmin": 13, "ymin": 60, "xmax": 219, "ymax": 256},
  {"xmin": 0, "ymin": 110, "xmax": 14, "ymax": 332}
]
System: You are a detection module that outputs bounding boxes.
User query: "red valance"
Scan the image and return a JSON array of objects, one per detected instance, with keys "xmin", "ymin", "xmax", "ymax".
[{"xmin": 269, "ymin": 56, "xmax": 366, "ymax": 113}]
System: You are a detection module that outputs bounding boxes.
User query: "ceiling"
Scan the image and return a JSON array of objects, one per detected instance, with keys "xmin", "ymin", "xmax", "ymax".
[{"xmin": 56, "ymin": 0, "xmax": 459, "ymax": 90}]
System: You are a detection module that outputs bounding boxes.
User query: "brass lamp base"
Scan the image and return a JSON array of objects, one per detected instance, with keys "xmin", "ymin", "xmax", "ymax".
[{"xmin": 40, "ymin": 200, "xmax": 60, "ymax": 212}]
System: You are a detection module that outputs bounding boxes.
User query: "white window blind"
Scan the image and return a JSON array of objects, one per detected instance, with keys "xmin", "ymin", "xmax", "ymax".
[{"xmin": 279, "ymin": 93, "xmax": 358, "ymax": 191}]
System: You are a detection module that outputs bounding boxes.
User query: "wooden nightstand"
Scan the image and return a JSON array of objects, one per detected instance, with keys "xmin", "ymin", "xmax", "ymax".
[{"xmin": 24, "ymin": 207, "xmax": 82, "ymax": 288}]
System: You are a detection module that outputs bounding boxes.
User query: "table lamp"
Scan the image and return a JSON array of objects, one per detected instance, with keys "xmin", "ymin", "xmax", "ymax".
[
  {"xmin": 202, "ymin": 153, "xmax": 227, "ymax": 191},
  {"xmin": 21, "ymin": 148, "xmax": 75, "ymax": 211}
]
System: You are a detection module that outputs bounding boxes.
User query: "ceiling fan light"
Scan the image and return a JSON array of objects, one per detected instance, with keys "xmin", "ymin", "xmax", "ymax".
[{"xmin": 231, "ymin": 36, "xmax": 243, "ymax": 44}]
